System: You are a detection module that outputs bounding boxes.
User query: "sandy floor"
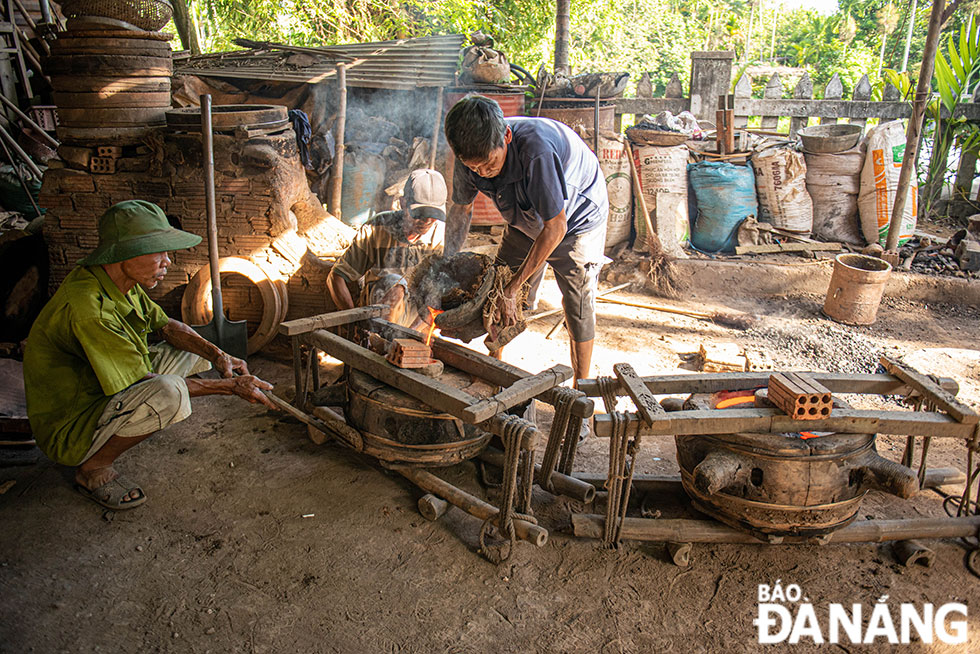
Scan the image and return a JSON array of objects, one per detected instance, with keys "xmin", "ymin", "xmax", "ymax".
[{"xmin": 2, "ymin": 266, "xmax": 979, "ymax": 653}]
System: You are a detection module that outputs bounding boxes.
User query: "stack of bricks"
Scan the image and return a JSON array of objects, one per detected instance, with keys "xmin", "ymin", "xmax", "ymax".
[
  {"xmin": 767, "ymin": 373, "xmax": 833, "ymax": 420},
  {"xmin": 39, "ymin": 128, "xmax": 347, "ymax": 323},
  {"xmin": 386, "ymin": 339, "xmax": 434, "ymax": 368}
]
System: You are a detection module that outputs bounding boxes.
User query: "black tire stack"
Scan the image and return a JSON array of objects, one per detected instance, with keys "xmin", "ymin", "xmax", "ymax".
[{"xmin": 45, "ymin": 28, "xmax": 173, "ymax": 145}]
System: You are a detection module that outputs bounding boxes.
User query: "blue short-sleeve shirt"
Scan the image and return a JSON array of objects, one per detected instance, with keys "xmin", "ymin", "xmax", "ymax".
[{"xmin": 452, "ymin": 117, "xmax": 608, "ymax": 239}]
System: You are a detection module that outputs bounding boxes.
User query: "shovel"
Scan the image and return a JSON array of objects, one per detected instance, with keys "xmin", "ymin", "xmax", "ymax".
[{"xmin": 191, "ymin": 94, "xmax": 249, "ymax": 360}]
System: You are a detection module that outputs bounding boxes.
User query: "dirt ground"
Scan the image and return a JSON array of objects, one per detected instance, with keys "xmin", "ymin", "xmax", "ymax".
[{"xmin": 2, "ymin": 263, "xmax": 980, "ymax": 654}]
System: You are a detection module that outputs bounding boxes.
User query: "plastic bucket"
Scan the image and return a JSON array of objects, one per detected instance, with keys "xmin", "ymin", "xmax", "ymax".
[{"xmin": 823, "ymin": 253, "xmax": 892, "ymax": 325}]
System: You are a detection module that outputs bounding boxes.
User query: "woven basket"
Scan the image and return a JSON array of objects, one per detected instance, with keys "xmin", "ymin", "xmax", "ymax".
[{"xmin": 61, "ymin": 0, "xmax": 173, "ymax": 31}]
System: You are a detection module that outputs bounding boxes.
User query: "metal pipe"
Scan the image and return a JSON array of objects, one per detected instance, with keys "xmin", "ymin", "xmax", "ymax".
[
  {"xmin": 328, "ymin": 63, "xmax": 347, "ymax": 219},
  {"xmin": 0, "ymin": 129, "xmax": 41, "ymax": 217},
  {"xmin": 0, "ymin": 123, "xmax": 42, "ymax": 179},
  {"xmin": 0, "ymin": 94, "xmax": 59, "ymax": 148},
  {"xmin": 429, "ymin": 88, "xmax": 442, "ymax": 169},
  {"xmin": 201, "ymin": 95, "xmax": 223, "ymax": 322},
  {"xmin": 394, "ymin": 465, "xmax": 548, "ymax": 547}
]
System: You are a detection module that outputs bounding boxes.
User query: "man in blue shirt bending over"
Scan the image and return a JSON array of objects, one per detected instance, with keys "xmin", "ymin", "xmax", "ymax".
[{"xmin": 444, "ymin": 94, "xmax": 608, "ymax": 386}]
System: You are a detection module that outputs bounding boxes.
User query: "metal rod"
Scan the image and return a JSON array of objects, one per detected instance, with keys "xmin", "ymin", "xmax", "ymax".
[
  {"xmin": 0, "ymin": 123, "xmax": 41, "ymax": 179},
  {"xmin": 429, "ymin": 88, "xmax": 442, "ymax": 169},
  {"xmin": 328, "ymin": 63, "xmax": 347, "ymax": 218},
  {"xmin": 0, "ymin": 129, "xmax": 41, "ymax": 217},
  {"xmin": 201, "ymin": 95, "xmax": 222, "ymax": 321},
  {"xmin": 0, "ymin": 94, "xmax": 58, "ymax": 148}
]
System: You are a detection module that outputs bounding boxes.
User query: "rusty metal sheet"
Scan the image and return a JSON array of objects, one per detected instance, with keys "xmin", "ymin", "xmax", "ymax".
[{"xmin": 175, "ymin": 34, "xmax": 465, "ymax": 89}]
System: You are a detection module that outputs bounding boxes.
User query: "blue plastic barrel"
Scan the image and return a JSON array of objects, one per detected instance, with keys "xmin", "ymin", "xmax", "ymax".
[
  {"xmin": 688, "ymin": 162, "xmax": 758, "ymax": 253},
  {"xmin": 340, "ymin": 145, "xmax": 386, "ymax": 228}
]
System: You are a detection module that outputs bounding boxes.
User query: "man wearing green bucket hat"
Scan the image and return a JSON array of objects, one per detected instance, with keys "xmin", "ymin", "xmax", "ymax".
[{"xmin": 24, "ymin": 200, "xmax": 276, "ymax": 511}]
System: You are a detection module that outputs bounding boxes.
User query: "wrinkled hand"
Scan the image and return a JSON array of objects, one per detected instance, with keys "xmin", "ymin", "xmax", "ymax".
[
  {"xmin": 492, "ymin": 288, "xmax": 519, "ymax": 330},
  {"xmin": 230, "ymin": 374, "xmax": 276, "ymax": 409},
  {"xmin": 214, "ymin": 352, "xmax": 249, "ymax": 378}
]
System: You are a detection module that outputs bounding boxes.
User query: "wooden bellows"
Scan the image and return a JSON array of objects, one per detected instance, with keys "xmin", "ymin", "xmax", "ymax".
[{"xmin": 767, "ymin": 373, "xmax": 833, "ymax": 420}]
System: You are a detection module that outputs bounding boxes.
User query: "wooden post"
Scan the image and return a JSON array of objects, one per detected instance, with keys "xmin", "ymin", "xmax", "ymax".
[
  {"xmin": 953, "ymin": 141, "xmax": 979, "ymax": 215},
  {"xmin": 554, "ymin": 0, "xmax": 571, "ymax": 75},
  {"xmin": 886, "ymin": 0, "xmax": 946, "ymax": 252},
  {"xmin": 170, "ymin": 0, "xmax": 201, "ymax": 55},
  {"xmin": 429, "ymin": 88, "xmax": 443, "ymax": 170},
  {"xmin": 820, "ymin": 73, "xmax": 843, "ymax": 125},
  {"xmin": 850, "ymin": 75, "xmax": 873, "ymax": 133},
  {"xmin": 788, "ymin": 72, "xmax": 813, "ymax": 138},
  {"xmin": 689, "ymin": 51, "xmax": 735, "ymax": 122},
  {"xmin": 732, "ymin": 73, "xmax": 752, "ymax": 129},
  {"xmin": 328, "ymin": 63, "xmax": 347, "ymax": 220},
  {"xmin": 760, "ymin": 73, "xmax": 781, "ymax": 131}
]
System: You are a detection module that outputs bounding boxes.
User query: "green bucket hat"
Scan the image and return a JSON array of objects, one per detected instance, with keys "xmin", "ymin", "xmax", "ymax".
[{"xmin": 78, "ymin": 200, "xmax": 201, "ymax": 266}]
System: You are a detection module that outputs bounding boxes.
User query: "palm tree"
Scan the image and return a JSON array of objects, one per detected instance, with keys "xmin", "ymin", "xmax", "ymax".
[{"xmin": 877, "ymin": 2, "xmax": 900, "ymax": 74}]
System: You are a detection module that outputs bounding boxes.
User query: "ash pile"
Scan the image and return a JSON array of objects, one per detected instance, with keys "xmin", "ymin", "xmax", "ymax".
[{"xmin": 900, "ymin": 217, "xmax": 980, "ymax": 278}]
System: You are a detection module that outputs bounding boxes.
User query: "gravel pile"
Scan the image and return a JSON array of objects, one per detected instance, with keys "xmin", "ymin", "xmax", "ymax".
[{"xmin": 745, "ymin": 319, "xmax": 885, "ymax": 374}]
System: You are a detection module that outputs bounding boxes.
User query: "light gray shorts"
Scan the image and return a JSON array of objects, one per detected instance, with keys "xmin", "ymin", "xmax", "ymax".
[
  {"xmin": 79, "ymin": 344, "xmax": 212, "ymax": 463},
  {"xmin": 496, "ymin": 224, "xmax": 608, "ymax": 342}
]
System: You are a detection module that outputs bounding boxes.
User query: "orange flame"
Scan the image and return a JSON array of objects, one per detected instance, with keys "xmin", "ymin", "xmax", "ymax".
[{"xmin": 425, "ymin": 307, "xmax": 444, "ymax": 346}]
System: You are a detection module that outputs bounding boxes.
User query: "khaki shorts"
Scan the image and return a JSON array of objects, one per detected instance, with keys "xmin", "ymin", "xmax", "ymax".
[
  {"xmin": 496, "ymin": 224, "xmax": 608, "ymax": 342},
  {"xmin": 79, "ymin": 344, "xmax": 212, "ymax": 464}
]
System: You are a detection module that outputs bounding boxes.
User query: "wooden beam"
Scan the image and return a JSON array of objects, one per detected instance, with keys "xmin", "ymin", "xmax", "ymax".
[
  {"xmin": 577, "ymin": 372, "xmax": 959, "ymax": 397},
  {"xmin": 592, "ymin": 408, "xmax": 976, "ymax": 439},
  {"xmin": 735, "ymin": 242, "xmax": 842, "ymax": 255},
  {"xmin": 571, "ymin": 468, "xmax": 967, "ymax": 493},
  {"xmin": 880, "ymin": 356, "xmax": 978, "ymax": 424},
  {"xmin": 613, "ymin": 363, "xmax": 665, "ymax": 425},
  {"xmin": 308, "ymin": 328, "xmax": 479, "ymax": 420},
  {"xmin": 571, "ymin": 514, "xmax": 980, "ymax": 544},
  {"xmin": 279, "ymin": 305, "xmax": 387, "ymax": 336},
  {"xmin": 461, "ymin": 365, "xmax": 572, "ymax": 423},
  {"xmin": 368, "ymin": 319, "xmax": 595, "ymax": 419}
]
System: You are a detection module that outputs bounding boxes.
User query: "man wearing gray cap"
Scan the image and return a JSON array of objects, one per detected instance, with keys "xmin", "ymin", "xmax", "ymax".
[
  {"xmin": 328, "ymin": 168, "xmax": 447, "ymax": 328},
  {"xmin": 24, "ymin": 200, "xmax": 276, "ymax": 511}
]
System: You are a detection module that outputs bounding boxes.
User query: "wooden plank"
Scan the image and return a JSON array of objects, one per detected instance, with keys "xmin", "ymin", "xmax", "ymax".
[
  {"xmin": 308, "ymin": 328, "xmax": 479, "ymax": 421},
  {"xmin": 788, "ymin": 72, "xmax": 813, "ymax": 137},
  {"xmin": 279, "ymin": 305, "xmax": 387, "ymax": 336},
  {"xmin": 614, "ymin": 362, "xmax": 665, "ymax": 425},
  {"xmin": 880, "ymin": 356, "xmax": 979, "ymax": 424},
  {"xmin": 369, "ymin": 319, "xmax": 595, "ymax": 419},
  {"xmin": 732, "ymin": 72, "xmax": 752, "ymax": 129},
  {"xmin": 578, "ymin": 372, "xmax": 959, "ymax": 397},
  {"xmin": 571, "ymin": 514, "xmax": 980, "ymax": 544},
  {"xmin": 819, "ymin": 73, "xmax": 843, "ymax": 124},
  {"xmin": 760, "ymin": 73, "xmax": 782, "ymax": 130},
  {"xmin": 460, "ymin": 365, "xmax": 572, "ymax": 423},
  {"xmin": 593, "ymin": 408, "xmax": 975, "ymax": 439},
  {"xmin": 736, "ymin": 242, "xmax": 843, "ymax": 255},
  {"xmin": 849, "ymin": 74, "xmax": 872, "ymax": 132}
]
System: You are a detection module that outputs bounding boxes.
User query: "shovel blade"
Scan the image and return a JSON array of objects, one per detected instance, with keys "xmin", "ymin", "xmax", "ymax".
[{"xmin": 192, "ymin": 317, "xmax": 249, "ymax": 362}]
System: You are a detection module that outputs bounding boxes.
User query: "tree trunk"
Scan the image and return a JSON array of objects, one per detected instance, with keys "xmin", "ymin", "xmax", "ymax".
[
  {"xmin": 555, "ymin": 0, "xmax": 571, "ymax": 75},
  {"xmin": 744, "ymin": 0, "xmax": 755, "ymax": 63},
  {"xmin": 878, "ymin": 32, "xmax": 888, "ymax": 74},
  {"xmin": 171, "ymin": 0, "xmax": 201, "ymax": 55},
  {"xmin": 902, "ymin": 0, "xmax": 919, "ymax": 71}
]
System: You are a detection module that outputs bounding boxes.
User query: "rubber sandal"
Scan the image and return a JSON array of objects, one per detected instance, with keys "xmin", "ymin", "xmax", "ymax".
[{"xmin": 75, "ymin": 477, "xmax": 147, "ymax": 511}]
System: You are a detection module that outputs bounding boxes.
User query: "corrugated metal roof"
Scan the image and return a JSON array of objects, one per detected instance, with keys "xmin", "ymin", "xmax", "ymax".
[{"xmin": 175, "ymin": 34, "xmax": 464, "ymax": 89}]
